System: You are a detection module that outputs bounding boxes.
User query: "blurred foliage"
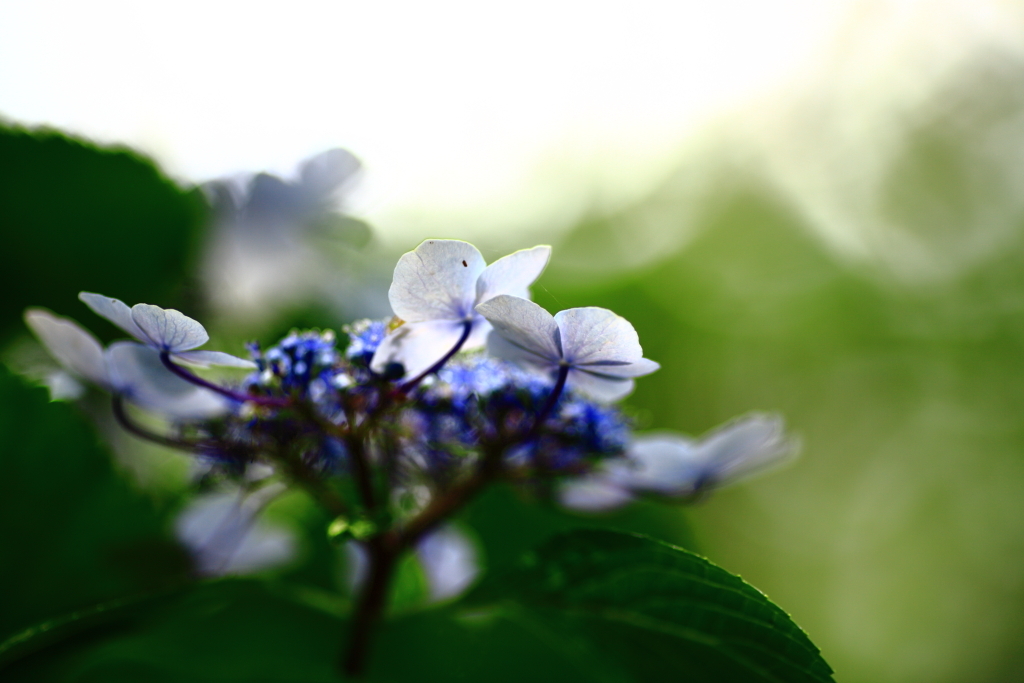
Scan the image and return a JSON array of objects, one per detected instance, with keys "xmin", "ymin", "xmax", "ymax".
[
  {"xmin": 0, "ymin": 124, "xmax": 206, "ymax": 342},
  {"xmin": 0, "ymin": 367, "xmax": 190, "ymax": 642}
]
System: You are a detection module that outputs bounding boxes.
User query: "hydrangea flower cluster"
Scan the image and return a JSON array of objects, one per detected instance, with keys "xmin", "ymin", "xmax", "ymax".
[{"xmin": 23, "ymin": 238, "xmax": 796, "ymax": 676}]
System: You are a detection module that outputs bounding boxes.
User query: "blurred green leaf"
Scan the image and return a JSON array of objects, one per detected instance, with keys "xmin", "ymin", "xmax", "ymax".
[
  {"xmin": 463, "ymin": 529, "xmax": 835, "ymax": 683},
  {"xmin": 0, "ymin": 125, "xmax": 206, "ymax": 341},
  {"xmin": 0, "ymin": 577, "xmax": 624, "ymax": 682},
  {"xmin": 0, "ymin": 367, "xmax": 190, "ymax": 642},
  {"xmin": 0, "ymin": 531, "xmax": 831, "ymax": 682}
]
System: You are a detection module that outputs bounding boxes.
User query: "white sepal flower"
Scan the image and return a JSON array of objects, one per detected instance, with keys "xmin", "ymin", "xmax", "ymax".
[
  {"xmin": 414, "ymin": 524, "xmax": 480, "ymax": 603},
  {"xmin": 475, "ymin": 294, "xmax": 659, "ymax": 402},
  {"xmin": 78, "ymin": 292, "xmax": 255, "ymax": 368},
  {"xmin": 560, "ymin": 414, "xmax": 798, "ymax": 511},
  {"xmin": 24, "ymin": 309, "xmax": 226, "ymax": 418},
  {"xmin": 174, "ymin": 487, "xmax": 295, "ymax": 577},
  {"xmin": 371, "ymin": 240, "xmax": 550, "ymax": 378}
]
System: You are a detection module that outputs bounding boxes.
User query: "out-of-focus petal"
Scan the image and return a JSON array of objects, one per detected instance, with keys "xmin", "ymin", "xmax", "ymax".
[
  {"xmin": 554, "ymin": 307, "xmax": 643, "ymax": 365},
  {"xmin": 618, "ymin": 433, "xmax": 701, "ymax": 494},
  {"xmin": 79, "ymin": 292, "xmax": 146, "ymax": 341},
  {"xmin": 475, "ymin": 245, "xmax": 551, "ymax": 303},
  {"xmin": 24, "ymin": 309, "xmax": 108, "ymax": 386},
  {"xmin": 475, "ymin": 295, "xmax": 561, "ymax": 363},
  {"xmin": 370, "ymin": 319, "xmax": 467, "ymax": 379},
  {"xmin": 690, "ymin": 414, "xmax": 799, "ymax": 489},
  {"xmin": 175, "ymin": 350, "xmax": 257, "ymax": 369},
  {"xmin": 415, "ymin": 525, "xmax": 480, "ymax": 602},
  {"xmin": 565, "ymin": 368, "xmax": 636, "ymax": 403},
  {"xmin": 174, "ymin": 490, "xmax": 295, "ymax": 577},
  {"xmin": 106, "ymin": 342, "xmax": 227, "ymax": 418},
  {"xmin": 130, "ymin": 304, "xmax": 210, "ymax": 352},
  {"xmin": 558, "ymin": 475, "xmax": 634, "ymax": 512},
  {"xmin": 389, "ymin": 240, "xmax": 486, "ymax": 322}
]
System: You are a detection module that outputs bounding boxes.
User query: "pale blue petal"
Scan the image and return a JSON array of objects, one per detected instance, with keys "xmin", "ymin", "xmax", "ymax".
[
  {"xmin": 690, "ymin": 414, "xmax": 799, "ymax": 488},
  {"xmin": 475, "ymin": 245, "xmax": 551, "ymax": 304},
  {"xmin": 24, "ymin": 309, "xmax": 108, "ymax": 386},
  {"xmin": 415, "ymin": 525, "xmax": 480, "ymax": 602},
  {"xmin": 565, "ymin": 368, "xmax": 635, "ymax": 403},
  {"xmin": 369, "ymin": 319, "xmax": 467, "ymax": 379},
  {"xmin": 388, "ymin": 240, "xmax": 486, "ymax": 323},
  {"xmin": 106, "ymin": 342, "xmax": 227, "ymax": 418},
  {"xmin": 558, "ymin": 475, "xmax": 634, "ymax": 511},
  {"xmin": 484, "ymin": 331, "xmax": 557, "ymax": 373},
  {"xmin": 175, "ymin": 350, "xmax": 257, "ymax": 369},
  {"xmin": 554, "ymin": 307, "xmax": 643, "ymax": 365},
  {"xmin": 462, "ymin": 315, "xmax": 492, "ymax": 351},
  {"xmin": 475, "ymin": 295, "xmax": 561, "ymax": 363},
  {"xmin": 79, "ymin": 292, "xmax": 146, "ymax": 341},
  {"xmin": 619, "ymin": 433, "xmax": 702, "ymax": 494},
  {"xmin": 131, "ymin": 304, "xmax": 210, "ymax": 352},
  {"xmin": 174, "ymin": 490, "xmax": 295, "ymax": 577}
]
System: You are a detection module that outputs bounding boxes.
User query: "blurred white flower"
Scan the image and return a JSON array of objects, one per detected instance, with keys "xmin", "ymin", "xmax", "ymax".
[
  {"xmin": 476, "ymin": 294, "xmax": 659, "ymax": 402},
  {"xmin": 24, "ymin": 308, "xmax": 226, "ymax": 418},
  {"xmin": 561, "ymin": 414, "xmax": 799, "ymax": 511},
  {"xmin": 371, "ymin": 239, "xmax": 550, "ymax": 379},
  {"xmin": 174, "ymin": 486, "xmax": 295, "ymax": 577}
]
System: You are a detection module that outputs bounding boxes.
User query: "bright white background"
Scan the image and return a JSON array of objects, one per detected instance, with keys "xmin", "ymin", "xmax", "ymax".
[{"xmin": 0, "ymin": 0, "xmax": 854, "ymax": 242}]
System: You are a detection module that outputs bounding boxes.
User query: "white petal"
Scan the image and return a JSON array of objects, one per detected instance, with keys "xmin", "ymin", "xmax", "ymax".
[
  {"xmin": 24, "ymin": 309, "xmax": 108, "ymax": 386},
  {"xmin": 106, "ymin": 342, "xmax": 227, "ymax": 418},
  {"xmin": 565, "ymin": 368, "xmax": 635, "ymax": 403},
  {"xmin": 131, "ymin": 304, "xmax": 210, "ymax": 352},
  {"xmin": 475, "ymin": 245, "xmax": 551, "ymax": 304},
  {"xmin": 461, "ymin": 315, "xmax": 492, "ymax": 352},
  {"xmin": 415, "ymin": 525, "xmax": 480, "ymax": 602},
  {"xmin": 559, "ymin": 475, "xmax": 634, "ymax": 512},
  {"xmin": 690, "ymin": 414, "xmax": 799, "ymax": 488},
  {"xmin": 175, "ymin": 350, "xmax": 257, "ymax": 369},
  {"xmin": 620, "ymin": 433, "xmax": 702, "ymax": 494},
  {"xmin": 369, "ymin": 319, "xmax": 467, "ymax": 379},
  {"xmin": 174, "ymin": 491, "xmax": 295, "ymax": 577},
  {"xmin": 388, "ymin": 240, "xmax": 486, "ymax": 323},
  {"xmin": 484, "ymin": 329, "xmax": 557, "ymax": 373},
  {"xmin": 554, "ymin": 307, "xmax": 643, "ymax": 365},
  {"xmin": 79, "ymin": 292, "xmax": 146, "ymax": 341},
  {"xmin": 475, "ymin": 295, "xmax": 561, "ymax": 364}
]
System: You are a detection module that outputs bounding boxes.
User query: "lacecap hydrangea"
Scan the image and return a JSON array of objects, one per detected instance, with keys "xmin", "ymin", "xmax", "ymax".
[{"xmin": 23, "ymin": 238, "xmax": 797, "ymax": 676}]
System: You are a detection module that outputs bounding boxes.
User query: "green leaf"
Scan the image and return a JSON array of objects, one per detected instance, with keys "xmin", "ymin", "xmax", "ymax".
[
  {"xmin": 462, "ymin": 529, "xmax": 835, "ymax": 683},
  {"xmin": 0, "ymin": 578, "xmax": 631, "ymax": 683},
  {"xmin": 0, "ymin": 368, "xmax": 191, "ymax": 643}
]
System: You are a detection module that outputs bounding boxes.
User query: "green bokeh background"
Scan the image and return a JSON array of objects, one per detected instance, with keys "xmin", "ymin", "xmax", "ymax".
[{"xmin": 4, "ymin": 51, "xmax": 1024, "ymax": 682}]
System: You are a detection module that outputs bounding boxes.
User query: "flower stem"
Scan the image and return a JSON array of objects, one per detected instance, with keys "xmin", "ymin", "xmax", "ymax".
[
  {"xmin": 111, "ymin": 394, "xmax": 211, "ymax": 453},
  {"xmin": 159, "ymin": 352, "xmax": 289, "ymax": 408},
  {"xmin": 530, "ymin": 364, "xmax": 570, "ymax": 435},
  {"xmin": 342, "ymin": 537, "xmax": 400, "ymax": 678}
]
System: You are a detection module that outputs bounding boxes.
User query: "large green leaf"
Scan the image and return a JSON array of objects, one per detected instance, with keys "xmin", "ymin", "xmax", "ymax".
[
  {"xmin": 0, "ymin": 578, "xmax": 626, "ymax": 682},
  {"xmin": 0, "ymin": 530, "xmax": 834, "ymax": 682},
  {"xmin": 0, "ymin": 368, "xmax": 190, "ymax": 642},
  {"xmin": 462, "ymin": 529, "xmax": 835, "ymax": 683}
]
